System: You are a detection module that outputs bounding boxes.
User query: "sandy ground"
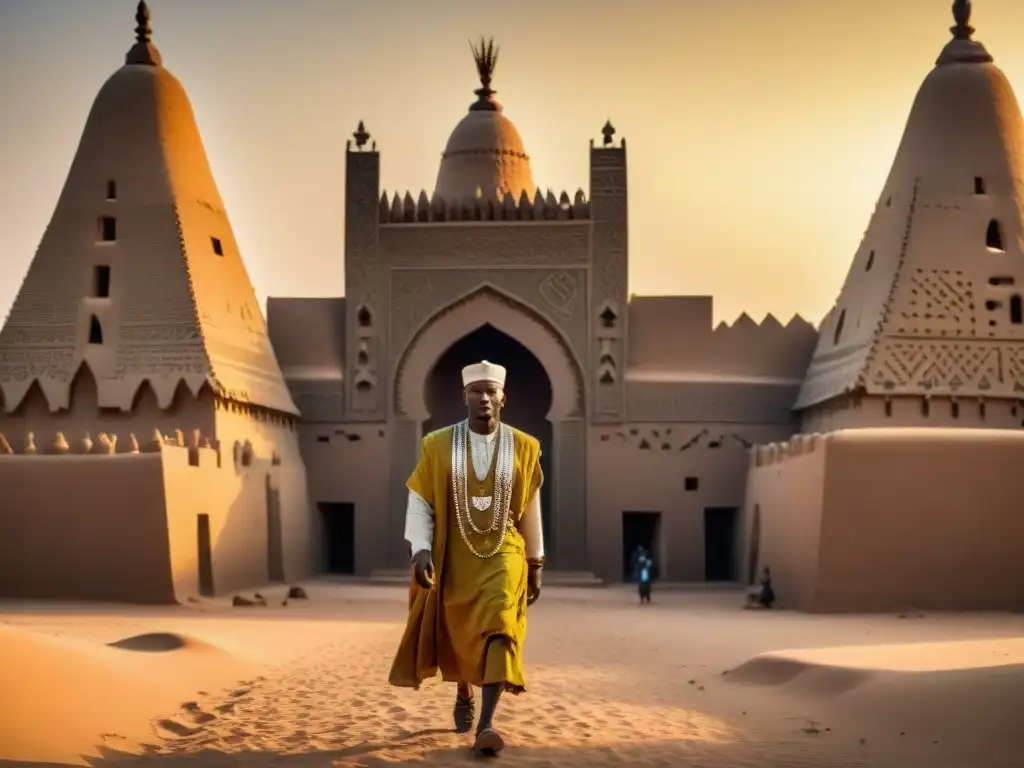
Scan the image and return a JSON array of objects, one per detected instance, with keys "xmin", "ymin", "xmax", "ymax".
[{"xmin": 1, "ymin": 582, "xmax": 1022, "ymax": 767}]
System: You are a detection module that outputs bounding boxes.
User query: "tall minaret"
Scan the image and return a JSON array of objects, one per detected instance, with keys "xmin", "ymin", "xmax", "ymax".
[
  {"xmin": 796, "ymin": 0, "xmax": 1024, "ymax": 429},
  {"xmin": 0, "ymin": 2, "xmax": 297, "ymax": 429}
]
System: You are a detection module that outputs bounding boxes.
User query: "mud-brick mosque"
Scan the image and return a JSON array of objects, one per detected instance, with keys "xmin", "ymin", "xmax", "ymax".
[{"xmin": 0, "ymin": 1, "xmax": 1021, "ymax": 612}]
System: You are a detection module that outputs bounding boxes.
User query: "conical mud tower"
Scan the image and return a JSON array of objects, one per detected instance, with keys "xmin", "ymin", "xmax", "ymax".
[
  {"xmin": 796, "ymin": 0, "xmax": 1024, "ymax": 430},
  {"xmin": 0, "ymin": 1, "xmax": 297, "ymax": 432}
]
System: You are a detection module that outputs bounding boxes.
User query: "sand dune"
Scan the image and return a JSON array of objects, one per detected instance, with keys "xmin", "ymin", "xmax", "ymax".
[
  {"xmin": 106, "ymin": 631, "xmax": 209, "ymax": 652},
  {"xmin": 725, "ymin": 640, "xmax": 1024, "ymax": 766},
  {"xmin": 1, "ymin": 585, "xmax": 1022, "ymax": 767},
  {"xmin": 0, "ymin": 624, "xmax": 260, "ymax": 765}
]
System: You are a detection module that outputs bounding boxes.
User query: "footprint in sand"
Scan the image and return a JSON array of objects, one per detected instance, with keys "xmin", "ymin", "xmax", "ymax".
[{"xmin": 154, "ymin": 718, "xmax": 203, "ymax": 739}]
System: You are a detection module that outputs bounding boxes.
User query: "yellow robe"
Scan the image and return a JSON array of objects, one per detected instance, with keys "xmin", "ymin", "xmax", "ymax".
[{"xmin": 388, "ymin": 423, "xmax": 543, "ymax": 693}]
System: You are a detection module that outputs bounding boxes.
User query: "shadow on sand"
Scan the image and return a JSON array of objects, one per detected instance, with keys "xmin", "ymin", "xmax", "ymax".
[{"xmin": 0, "ymin": 741, "xmax": 865, "ymax": 768}]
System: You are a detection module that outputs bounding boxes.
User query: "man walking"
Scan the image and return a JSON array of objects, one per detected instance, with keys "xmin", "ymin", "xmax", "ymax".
[{"xmin": 389, "ymin": 360, "xmax": 545, "ymax": 756}]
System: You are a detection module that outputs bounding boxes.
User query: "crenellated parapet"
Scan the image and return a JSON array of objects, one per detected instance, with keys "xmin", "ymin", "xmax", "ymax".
[
  {"xmin": 378, "ymin": 188, "xmax": 590, "ymax": 224},
  {"xmin": 749, "ymin": 432, "xmax": 825, "ymax": 469},
  {"xmin": 0, "ymin": 427, "xmax": 221, "ymax": 459},
  {"xmin": 628, "ymin": 298, "xmax": 819, "ymax": 381}
]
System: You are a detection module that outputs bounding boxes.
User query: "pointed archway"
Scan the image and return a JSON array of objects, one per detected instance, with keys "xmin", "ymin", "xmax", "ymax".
[{"xmin": 388, "ymin": 285, "xmax": 588, "ymax": 571}]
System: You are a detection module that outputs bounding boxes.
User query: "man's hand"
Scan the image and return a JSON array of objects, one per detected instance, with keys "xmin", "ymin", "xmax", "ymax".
[
  {"xmin": 527, "ymin": 563, "xmax": 542, "ymax": 605},
  {"xmin": 411, "ymin": 549, "xmax": 435, "ymax": 590}
]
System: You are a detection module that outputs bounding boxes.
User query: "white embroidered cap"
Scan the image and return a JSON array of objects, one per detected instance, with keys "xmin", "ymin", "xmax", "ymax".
[{"xmin": 461, "ymin": 360, "xmax": 507, "ymax": 388}]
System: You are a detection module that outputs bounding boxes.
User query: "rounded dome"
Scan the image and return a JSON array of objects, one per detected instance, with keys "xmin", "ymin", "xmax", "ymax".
[
  {"xmin": 434, "ymin": 107, "xmax": 535, "ymax": 203},
  {"xmin": 433, "ymin": 39, "xmax": 536, "ymax": 203}
]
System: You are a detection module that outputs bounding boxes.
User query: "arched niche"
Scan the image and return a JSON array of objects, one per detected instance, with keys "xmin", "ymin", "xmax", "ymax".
[{"xmin": 393, "ymin": 285, "xmax": 585, "ymax": 422}]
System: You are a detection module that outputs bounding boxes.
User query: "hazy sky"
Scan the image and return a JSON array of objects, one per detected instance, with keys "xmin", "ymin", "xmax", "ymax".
[{"xmin": 1, "ymin": 0, "xmax": 1023, "ymax": 326}]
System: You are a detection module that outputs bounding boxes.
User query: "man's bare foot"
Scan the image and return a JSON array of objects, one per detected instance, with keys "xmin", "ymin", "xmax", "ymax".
[{"xmin": 473, "ymin": 726, "xmax": 505, "ymax": 755}]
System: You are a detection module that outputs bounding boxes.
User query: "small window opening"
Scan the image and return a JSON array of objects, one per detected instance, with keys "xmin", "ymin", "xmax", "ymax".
[
  {"xmin": 88, "ymin": 315, "xmax": 103, "ymax": 345},
  {"xmin": 865, "ymin": 250, "xmax": 875, "ymax": 271},
  {"xmin": 99, "ymin": 216, "xmax": 116, "ymax": 242},
  {"xmin": 356, "ymin": 350, "xmax": 369, "ymax": 366},
  {"xmin": 951, "ymin": 401, "xmax": 960, "ymax": 419},
  {"xmin": 598, "ymin": 369, "xmax": 615, "ymax": 384},
  {"xmin": 884, "ymin": 399, "xmax": 892, "ymax": 417},
  {"xmin": 986, "ymin": 219, "xmax": 1005, "ymax": 251},
  {"xmin": 211, "ymin": 237, "xmax": 223, "ymax": 256},
  {"xmin": 922, "ymin": 399, "xmax": 930, "ymax": 418},
  {"xmin": 599, "ymin": 306, "xmax": 617, "ymax": 328},
  {"xmin": 356, "ymin": 306, "xmax": 372, "ymax": 328},
  {"xmin": 355, "ymin": 380, "xmax": 373, "ymax": 394},
  {"xmin": 979, "ymin": 401, "xmax": 987, "ymax": 420},
  {"xmin": 833, "ymin": 309, "xmax": 846, "ymax": 345},
  {"xmin": 1011, "ymin": 294, "xmax": 1022, "ymax": 324},
  {"xmin": 989, "ymin": 276, "xmax": 1015, "ymax": 286},
  {"xmin": 105, "ymin": 180, "xmax": 117, "ymax": 200},
  {"xmin": 985, "ymin": 299, "xmax": 1001, "ymax": 311},
  {"xmin": 684, "ymin": 476, "xmax": 699, "ymax": 492},
  {"xmin": 316, "ymin": 435, "xmax": 330, "ymax": 443},
  {"xmin": 93, "ymin": 265, "xmax": 111, "ymax": 298},
  {"xmin": 974, "ymin": 177, "xmax": 986, "ymax": 194}
]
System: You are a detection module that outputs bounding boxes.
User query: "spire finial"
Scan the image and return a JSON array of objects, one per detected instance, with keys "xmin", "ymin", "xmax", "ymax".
[
  {"xmin": 936, "ymin": 0, "xmax": 992, "ymax": 66},
  {"xmin": 135, "ymin": 1, "xmax": 152, "ymax": 44},
  {"xmin": 353, "ymin": 120, "xmax": 370, "ymax": 150},
  {"xmin": 468, "ymin": 37, "xmax": 500, "ymax": 112},
  {"xmin": 125, "ymin": 0, "xmax": 162, "ymax": 66},
  {"xmin": 601, "ymin": 120, "xmax": 616, "ymax": 146},
  {"xmin": 951, "ymin": 0, "xmax": 974, "ymax": 40}
]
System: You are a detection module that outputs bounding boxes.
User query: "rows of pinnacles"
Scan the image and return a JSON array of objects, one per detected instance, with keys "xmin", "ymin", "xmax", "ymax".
[
  {"xmin": 379, "ymin": 187, "xmax": 590, "ymax": 224},
  {"xmin": 0, "ymin": 428, "xmax": 224, "ymax": 456}
]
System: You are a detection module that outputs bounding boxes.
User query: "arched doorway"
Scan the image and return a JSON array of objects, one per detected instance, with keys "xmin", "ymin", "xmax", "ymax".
[
  {"xmin": 424, "ymin": 324, "xmax": 554, "ymax": 547},
  {"xmin": 388, "ymin": 285, "xmax": 588, "ymax": 572}
]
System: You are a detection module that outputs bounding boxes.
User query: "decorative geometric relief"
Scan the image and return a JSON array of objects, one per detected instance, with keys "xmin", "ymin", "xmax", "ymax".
[
  {"xmin": 380, "ymin": 224, "xmax": 590, "ymax": 268},
  {"xmin": 896, "ymin": 269, "xmax": 975, "ymax": 333},
  {"xmin": 872, "ymin": 341, "xmax": 1001, "ymax": 392},
  {"xmin": 388, "ymin": 269, "xmax": 587, "ymax": 371},
  {"xmin": 538, "ymin": 271, "xmax": 579, "ymax": 319},
  {"xmin": 1002, "ymin": 346, "xmax": 1024, "ymax": 391}
]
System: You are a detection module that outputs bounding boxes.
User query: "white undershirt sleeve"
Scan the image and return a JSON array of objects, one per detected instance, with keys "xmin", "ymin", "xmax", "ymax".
[
  {"xmin": 404, "ymin": 490, "xmax": 434, "ymax": 557},
  {"xmin": 519, "ymin": 489, "xmax": 545, "ymax": 560}
]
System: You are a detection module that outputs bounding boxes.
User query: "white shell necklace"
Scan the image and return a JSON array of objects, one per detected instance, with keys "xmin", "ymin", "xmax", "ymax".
[{"xmin": 451, "ymin": 420, "xmax": 515, "ymax": 559}]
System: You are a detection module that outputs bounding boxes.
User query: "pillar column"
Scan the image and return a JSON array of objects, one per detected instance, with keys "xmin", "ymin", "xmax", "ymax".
[
  {"xmin": 387, "ymin": 417, "xmax": 422, "ymax": 568},
  {"xmin": 551, "ymin": 418, "xmax": 587, "ymax": 571}
]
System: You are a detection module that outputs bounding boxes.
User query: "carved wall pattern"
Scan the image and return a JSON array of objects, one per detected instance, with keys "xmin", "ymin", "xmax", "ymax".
[
  {"xmin": 388, "ymin": 267, "xmax": 588, "ymax": 389},
  {"xmin": 344, "ymin": 150, "xmax": 385, "ymax": 420},
  {"xmin": 589, "ymin": 146, "xmax": 628, "ymax": 422},
  {"xmin": 867, "ymin": 341, "xmax": 1024, "ymax": 395},
  {"xmin": 379, "ymin": 223, "xmax": 590, "ymax": 268},
  {"xmin": 892, "ymin": 269, "xmax": 980, "ymax": 335},
  {"xmin": 597, "ymin": 425, "xmax": 754, "ymax": 452}
]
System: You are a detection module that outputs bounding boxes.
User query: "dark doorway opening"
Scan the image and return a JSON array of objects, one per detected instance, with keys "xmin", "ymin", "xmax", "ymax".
[
  {"xmin": 704, "ymin": 507, "xmax": 739, "ymax": 582},
  {"xmin": 621, "ymin": 511, "xmax": 661, "ymax": 581},
  {"xmin": 747, "ymin": 504, "xmax": 761, "ymax": 585},
  {"xmin": 423, "ymin": 323, "xmax": 555, "ymax": 551},
  {"xmin": 265, "ymin": 474, "xmax": 285, "ymax": 582},
  {"xmin": 319, "ymin": 502, "xmax": 355, "ymax": 574},
  {"xmin": 196, "ymin": 514, "xmax": 214, "ymax": 597}
]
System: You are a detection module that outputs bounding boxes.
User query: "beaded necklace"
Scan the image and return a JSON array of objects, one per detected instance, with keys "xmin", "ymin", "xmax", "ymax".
[{"xmin": 451, "ymin": 420, "xmax": 514, "ymax": 559}]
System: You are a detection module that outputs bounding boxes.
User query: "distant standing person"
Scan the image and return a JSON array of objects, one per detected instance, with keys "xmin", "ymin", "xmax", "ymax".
[{"xmin": 637, "ymin": 549, "xmax": 653, "ymax": 604}]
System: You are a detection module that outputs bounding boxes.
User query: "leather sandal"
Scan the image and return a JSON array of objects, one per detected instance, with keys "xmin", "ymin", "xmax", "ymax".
[
  {"xmin": 473, "ymin": 726, "xmax": 505, "ymax": 755},
  {"xmin": 453, "ymin": 694, "xmax": 475, "ymax": 734}
]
